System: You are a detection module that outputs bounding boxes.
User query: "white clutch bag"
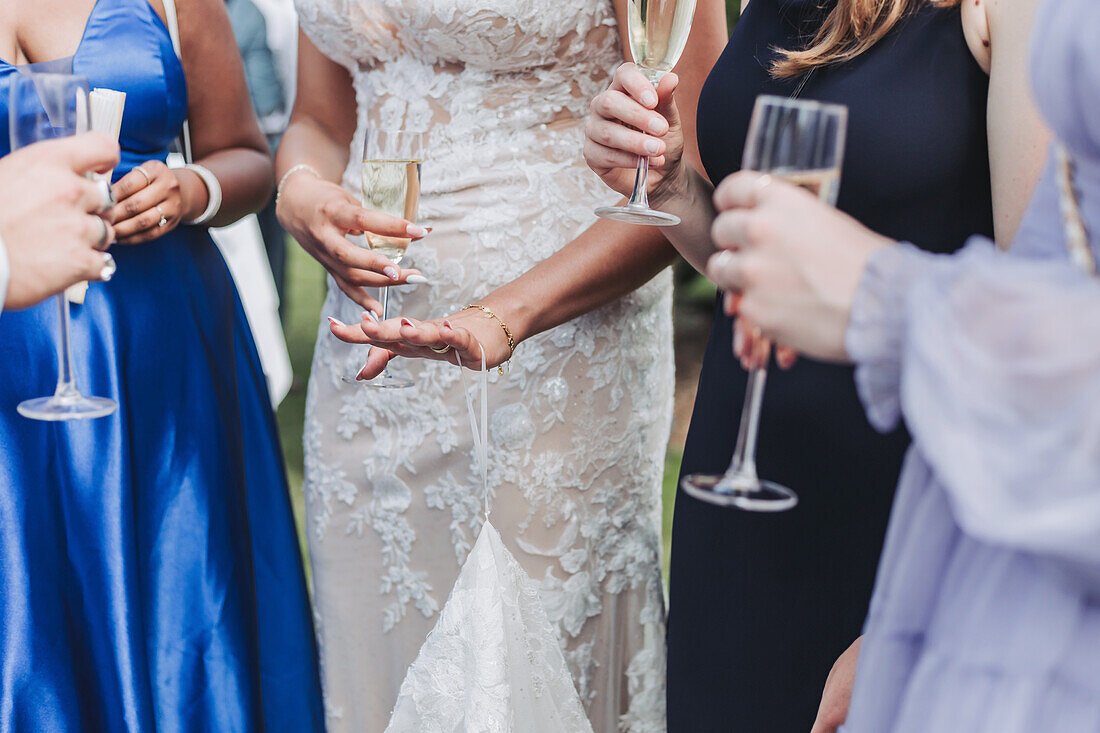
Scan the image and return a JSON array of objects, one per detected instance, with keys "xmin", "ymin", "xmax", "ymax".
[{"xmin": 385, "ymin": 354, "xmax": 594, "ymax": 733}]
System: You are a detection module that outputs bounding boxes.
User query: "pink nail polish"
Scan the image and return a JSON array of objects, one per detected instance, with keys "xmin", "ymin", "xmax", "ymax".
[
  {"xmin": 442, "ymin": 320, "xmax": 453, "ymax": 330},
  {"xmin": 400, "ymin": 317, "xmax": 415, "ymax": 328},
  {"xmin": 384, "ymin": 266, "xmax": 399, "ymax": 280},
  {"xmin": 327, "ymin": 316, "xmax": 346, "ymax": 328}
]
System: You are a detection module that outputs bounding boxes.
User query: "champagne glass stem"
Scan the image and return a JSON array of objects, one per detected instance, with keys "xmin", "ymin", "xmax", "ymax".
[
  {"xmin": 727, "ymin": 363, "xmax": 768, "ymax": 479},
  {"xmin": 380, "ymin": 283, "xmax": 392, "ymax": 326},
  {"xmin": 626, "ymin": 151, "xmax": 653, "ymax": 210},
  {"xmin": 53, "ymin": 294, "xmax": 81, "ymax": 400},
  {"xmin": 622, "ymin": 80, "xmax": 661, "ymax": 210}
]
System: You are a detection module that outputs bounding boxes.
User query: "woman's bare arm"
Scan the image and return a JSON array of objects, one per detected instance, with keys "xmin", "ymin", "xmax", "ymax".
[
  {"xmin": 275, "ymin": 32, "xmax": 357, "ymax": 188},
  {"xmin": 172, "ymin": 0, "xmax": 274, "ymax": 226},
  {"xmin": 963, "ymin": 0, "xmax": 1050, "ymax": 245}
]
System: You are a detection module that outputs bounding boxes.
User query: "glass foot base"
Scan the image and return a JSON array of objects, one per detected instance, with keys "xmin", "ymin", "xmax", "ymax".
[
  {"xmin": 680, "ymin": 473, "xmax": 798, "ymax": 512},
  {"xmin": 595, "ymin": 204, "xmax": 681, "ymax": 227},
  {"xmin": 342, "ymin": 373, "xmax": 413, "ymax": 389},
  {"xmin": 18, "ymin": 394, "xmax": 117, "ymax": 421}
]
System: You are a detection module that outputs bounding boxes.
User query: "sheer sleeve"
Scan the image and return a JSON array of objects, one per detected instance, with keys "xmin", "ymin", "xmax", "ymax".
[{"xmin": 846, "ymin": 238, "xmax": 1100, "ymax": 565}]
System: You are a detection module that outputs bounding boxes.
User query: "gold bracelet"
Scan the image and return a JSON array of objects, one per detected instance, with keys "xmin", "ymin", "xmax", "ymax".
[{"xmin": 462, "ymin": 304, "xmax": 515, "ymax": 374}]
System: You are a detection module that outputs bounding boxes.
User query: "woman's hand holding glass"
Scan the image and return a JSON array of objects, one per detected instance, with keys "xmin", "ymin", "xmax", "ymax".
[
  {"xmin": 706, "ymin": 170, "xmax": 891, "ymax": 363},
  {"xmin": 327, "ymin": 308, "xmax": 516, "ymax": 381},
  {"xmin": 276, "ymin": 171, "xmax": 427, "ymax": 313},
  {"xmin": 584, "ymin": 63, "xmax": 686, "ymax": 205}
]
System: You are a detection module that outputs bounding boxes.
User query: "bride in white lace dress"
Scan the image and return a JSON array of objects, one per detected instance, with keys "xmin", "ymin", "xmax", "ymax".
[{"xmin": 275, "ymin": 1, "xmax": 723, "ymax": 730}]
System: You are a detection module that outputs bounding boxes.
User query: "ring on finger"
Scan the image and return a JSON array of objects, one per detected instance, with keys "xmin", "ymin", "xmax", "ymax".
[
  {"xmin": 135, "ymin": 166, "xmax": 153, "ymax": 186},
  {"xmin": 429, "ymin": 344, "xmax": 452, "ymax": 354},
  {"xmin": 156, "ymin": 205, "xmax": 168, "ymax": 228}
]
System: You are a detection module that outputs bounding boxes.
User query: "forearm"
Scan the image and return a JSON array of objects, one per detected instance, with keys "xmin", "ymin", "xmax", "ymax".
[
  {"xmin": 478, "ymin": 219, "xmax": 677, "ymax": 345},
  {"xmin": 276, "ymin": 115, "xmax": 352, "ymax": 185},
  {"xmin": 653, "ymin": 166, "xmax": 719, "ymax": 273},
  {"xmin": 179, "ymin": 147, "xmax": 274, "ymax": 228}
]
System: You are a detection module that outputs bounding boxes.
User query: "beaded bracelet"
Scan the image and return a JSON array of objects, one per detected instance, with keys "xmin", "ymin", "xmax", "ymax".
[{"xmin": 276, "ymin": 164, "xmax": 322, "ymax": 205}]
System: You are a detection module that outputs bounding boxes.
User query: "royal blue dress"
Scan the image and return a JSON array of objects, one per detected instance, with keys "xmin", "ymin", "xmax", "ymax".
[{"xmin": 0, "ymin": 1, "xmax": 324, "ymax": 730}]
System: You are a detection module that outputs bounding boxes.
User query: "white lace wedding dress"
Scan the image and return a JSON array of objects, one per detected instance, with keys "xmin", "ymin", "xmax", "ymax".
[{"xmin": 294, "ymin": 1, "xmax": 674, "ymax": 730}]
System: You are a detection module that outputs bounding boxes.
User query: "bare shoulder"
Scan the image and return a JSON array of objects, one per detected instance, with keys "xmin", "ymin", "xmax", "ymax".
[
  {"xmin": 962, "ymin": 0, "xmax": 1045, "ymax": 74},
  {"xmin": 960, "ymin": 0, "xmax": 992, "ymax": 74}
]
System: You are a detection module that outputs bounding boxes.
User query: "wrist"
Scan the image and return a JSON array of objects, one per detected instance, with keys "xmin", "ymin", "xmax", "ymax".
[
  {"xmin": 648, "ymin": 156, "xmax": 689, "ymax": 207},
  {"xmin": 479, "ymin": 289, "xmax": 537, "ymax": 347},
  {"xmin": 174, "ymin": 168, "xmax": 208, "ymax": 222}
]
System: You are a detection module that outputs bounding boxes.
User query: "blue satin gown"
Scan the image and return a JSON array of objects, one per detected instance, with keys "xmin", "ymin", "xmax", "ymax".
[{"xmin": 0, "ymin": 1, "xmax": 324, "ymax": 730}]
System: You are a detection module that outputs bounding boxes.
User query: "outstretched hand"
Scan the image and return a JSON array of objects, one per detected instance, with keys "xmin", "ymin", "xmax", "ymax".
[{"xmin": 326, "ymin": 306, "xmax": 516, "ymax": 381}]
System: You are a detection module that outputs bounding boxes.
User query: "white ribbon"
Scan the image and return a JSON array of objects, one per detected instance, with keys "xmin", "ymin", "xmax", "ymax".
[{"xmin": 455, "ymin": 347, "xmax": 490, "ymax": 519}]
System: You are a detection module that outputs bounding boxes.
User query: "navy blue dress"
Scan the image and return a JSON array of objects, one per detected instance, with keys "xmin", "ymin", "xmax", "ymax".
[
  {"xmin": 667, "ymin": 1, "xmax": 994, "ymax": 730},
  {"xmin": 0, "ymin": 1, "xmax": 324, "ymax": 729}
]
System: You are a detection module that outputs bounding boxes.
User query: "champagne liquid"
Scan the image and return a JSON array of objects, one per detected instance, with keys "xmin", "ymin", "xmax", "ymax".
[
  {"xmin": 361, "ymin": 159, "xmax": 421, "ymax": 265},
  {"xmin": 773, "ymin": 168, "xmax": 842, "ymax": 207},
  {"xmin": 627, "ymin": 0, "xmax": 699, "ymax": 81}
]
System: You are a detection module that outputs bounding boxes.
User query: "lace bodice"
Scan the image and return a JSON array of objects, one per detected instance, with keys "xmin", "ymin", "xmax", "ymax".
[{"xmin": 297, "ymin": 0, "xmax": 621, "ymax": 145}]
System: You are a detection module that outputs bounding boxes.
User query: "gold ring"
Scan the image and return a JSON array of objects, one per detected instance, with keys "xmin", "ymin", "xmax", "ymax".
[
  {"xmin": 136, "ymin": 166, "xmax": 153, "ymax": 186},
  {"xmin": 429, "ymin": 344, "xmax": 452, "ymax": 354},
  {"xmin": 156, "ymin": 205, "xmax": 168, "ymax": 228}
]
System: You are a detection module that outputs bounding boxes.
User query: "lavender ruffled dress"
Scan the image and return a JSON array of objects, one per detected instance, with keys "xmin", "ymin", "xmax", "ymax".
[{"xmin": 841, "ymin": 0, "xmax": 1100, "ymax": 729}]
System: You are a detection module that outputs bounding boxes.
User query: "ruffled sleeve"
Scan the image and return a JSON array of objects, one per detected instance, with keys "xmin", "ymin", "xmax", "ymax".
[
  {"xmin": 846, "ymin": 237, "xmax": 1100, "ymax": 565},
  {"xmin": 1030, "ymin": 0, "xmax": 1100, "ymax": 160}
]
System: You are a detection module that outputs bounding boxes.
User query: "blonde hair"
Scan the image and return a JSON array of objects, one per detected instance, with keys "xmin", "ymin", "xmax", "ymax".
[{"xmin": 772, "ymin": 0, "xmax": 960, "ymax": 78}]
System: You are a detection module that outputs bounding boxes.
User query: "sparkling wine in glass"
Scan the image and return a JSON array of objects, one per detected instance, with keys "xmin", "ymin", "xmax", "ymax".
[
  {"xmin": 11, "ymin": 72, "xmax": 117, "ymax": 421},
  {"xmin": 595, "ymin": 0, "xmax": 698, "ymax": 227},
  {"xmin": 344, "ymin": 129, "xmax": 425, "ymax": 388},
  {"xmin": 681, "ymin": 95, "xmax": 847, "ymax": 511}
]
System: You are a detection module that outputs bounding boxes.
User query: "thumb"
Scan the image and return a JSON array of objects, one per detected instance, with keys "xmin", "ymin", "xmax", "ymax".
[{"xmin": 53, "ymin": 132, "xmax": 121, "ymax": 177}]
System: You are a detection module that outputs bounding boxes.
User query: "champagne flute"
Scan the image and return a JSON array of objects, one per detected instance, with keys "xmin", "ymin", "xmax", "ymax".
[
  {"xmin": 681, "ymin": 95, "xmax": 847, "ymax": 511},
  {"xmin": 595, "ymin": 0, "xmax": 698, "ymax": 227},
  {"xmin": 11, "ymin": 72, "xmax": 118, "ymax": 421},
  {"xmin": 343, "ymin": 129, "xmax": 425, "ymax": 389}
]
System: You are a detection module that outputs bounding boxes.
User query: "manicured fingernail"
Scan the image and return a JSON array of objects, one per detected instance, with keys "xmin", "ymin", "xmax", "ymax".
[
  {"xmin": 362, "ymin": 310, "xmax": 379, "ymax": 323},
  {"xmin": 356, "ymin": 362, "xmax": 369, "ymax": 380},
  {"xmin": 642, "ymin": 91, "xmax": 657, "ymax": 107},
  {"xmin": 648, "ymin": 117, "xmax": 665, "ymax": 135},
  {"xmin": 100, "ymin": 253, "xmax": 116, "ymax": 282},
  {"xmin": 384, "ymin": 266, "xmax": 399, "ymax": 280},
  {"xmin": 645, "ymin": 140, "xmax": 662, "ymax": 156},
  {"xmin": 442, "ymin": 320, "xmax": 453, "ymax": 330},
  {"xmin": 400, "ymin": 317, "xmax": 415, "ymax": 328},
  {"xmin": 405, "ymin": 274, "xmax": 429, "ymax": 285},
  {"xmin": 327, "ymin": 316, "xmax": 346, "ymax": 328},
  {"xmin": 407, "ymin": 223, "xmax": 427, "ymax": 237},
  {"xmin": 733, "ymin": 326, "xmax": 743, "ymax": 356}
]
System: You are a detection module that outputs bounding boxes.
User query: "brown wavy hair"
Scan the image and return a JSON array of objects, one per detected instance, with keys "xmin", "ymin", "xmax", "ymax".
[{"xmin": 772, "ymin": 0, "xmax": 961, "ymax": 78}]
